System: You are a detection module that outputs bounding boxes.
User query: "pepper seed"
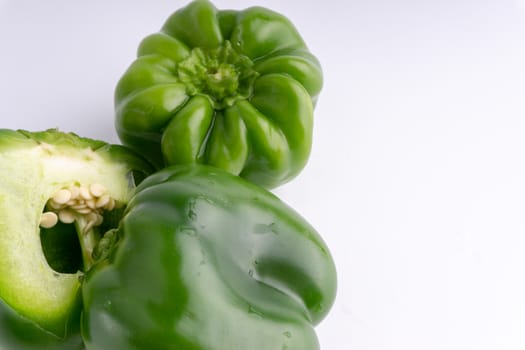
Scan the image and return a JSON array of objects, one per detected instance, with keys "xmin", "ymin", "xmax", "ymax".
[{"xmin": 40, "ymin": 212, "xmax": 58, "ymax": 229}]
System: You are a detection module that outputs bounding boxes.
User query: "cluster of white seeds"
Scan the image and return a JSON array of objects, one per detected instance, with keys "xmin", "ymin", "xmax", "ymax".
[{"xmin": 39, "ymin": 183, "xmax": 120, "ymax": 233}]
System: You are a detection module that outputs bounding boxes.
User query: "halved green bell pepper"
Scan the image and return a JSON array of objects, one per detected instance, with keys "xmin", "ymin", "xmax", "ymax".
[
  {"xmin": 81, "ymin": 164, "xmax": 336, "ymax": 349},
  {"xmin": 0, "ymin": 129, "xmax": 151, "ymax": 349},
  {"xmin": 115, "ymin": 0, "xmax": 323, "ymax": 188}
]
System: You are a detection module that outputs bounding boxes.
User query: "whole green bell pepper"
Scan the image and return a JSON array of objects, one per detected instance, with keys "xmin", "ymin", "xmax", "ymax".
[
  {"xmin": 0, "ymin": 129, "xmax": 151, "ymax": 349},
  {"xmin": 115, "ymin": 0, "xmax": 323, "ymax": 188},
  {"xmin": 81, "ymin": 164, "xmax": 336, "ymax": 349}
]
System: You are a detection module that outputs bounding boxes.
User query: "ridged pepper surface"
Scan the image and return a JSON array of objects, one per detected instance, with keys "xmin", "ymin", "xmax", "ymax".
[{"xmin": 115, "ymin": 0, "xmax": 323, "ymax": 188}]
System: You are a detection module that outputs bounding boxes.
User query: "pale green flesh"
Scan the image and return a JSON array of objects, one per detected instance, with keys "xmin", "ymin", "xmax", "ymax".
[{"xmin": 0, "ymin": 142, "xmax": 134, "ymax": 333}]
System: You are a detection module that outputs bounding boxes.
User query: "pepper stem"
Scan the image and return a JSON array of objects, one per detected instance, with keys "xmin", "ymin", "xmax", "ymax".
[{"xmin": 176, "ymin": 40, "xmax": 259, "ymax": 109}]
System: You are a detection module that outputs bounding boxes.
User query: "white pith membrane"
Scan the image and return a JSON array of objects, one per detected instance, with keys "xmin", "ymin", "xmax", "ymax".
[{"xmin": 0, "ymin": 142, "xmax": 133, "ymax": 332}]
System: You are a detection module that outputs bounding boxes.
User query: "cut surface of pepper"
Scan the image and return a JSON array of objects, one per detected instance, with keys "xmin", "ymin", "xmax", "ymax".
[{"xmin": 0, "ymin": 128, "xmax": 151, "ymax": 349}]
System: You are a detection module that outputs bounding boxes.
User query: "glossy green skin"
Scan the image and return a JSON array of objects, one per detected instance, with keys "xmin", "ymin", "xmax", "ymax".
[
  {"xmin": 81, "ymin": 165, "xmax": 336, "ymax": 350},
  {"xmin": 0, "ymin": 129, "xmax": 152, "ymax": 349},
  {"xmin": 115, "ymin": 0, "xmax": 323, "ymax": 189}
]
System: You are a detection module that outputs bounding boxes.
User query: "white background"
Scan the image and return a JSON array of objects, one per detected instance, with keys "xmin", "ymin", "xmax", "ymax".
[{"xmin": 1, "ymin": 0, "xmax": 525, "ymax": 349}]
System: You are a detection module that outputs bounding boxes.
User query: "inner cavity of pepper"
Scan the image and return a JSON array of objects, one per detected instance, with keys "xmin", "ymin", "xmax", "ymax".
[{"xmin": 39, "ymin": 183, "xmax": 123, "ymax": 272}]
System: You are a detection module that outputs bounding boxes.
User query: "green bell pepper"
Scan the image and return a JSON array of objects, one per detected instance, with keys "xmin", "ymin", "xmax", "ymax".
[
  {"xmin": 115, "ymin": 0, "xmax": 323, "ymax": 188},
  {"xmin": 81, "ymin": 164, "xmax": 336, "ymax": 349},
  {"xmin": 0, "ymin": 129, "xmax": 151, "ymax": 349}
]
